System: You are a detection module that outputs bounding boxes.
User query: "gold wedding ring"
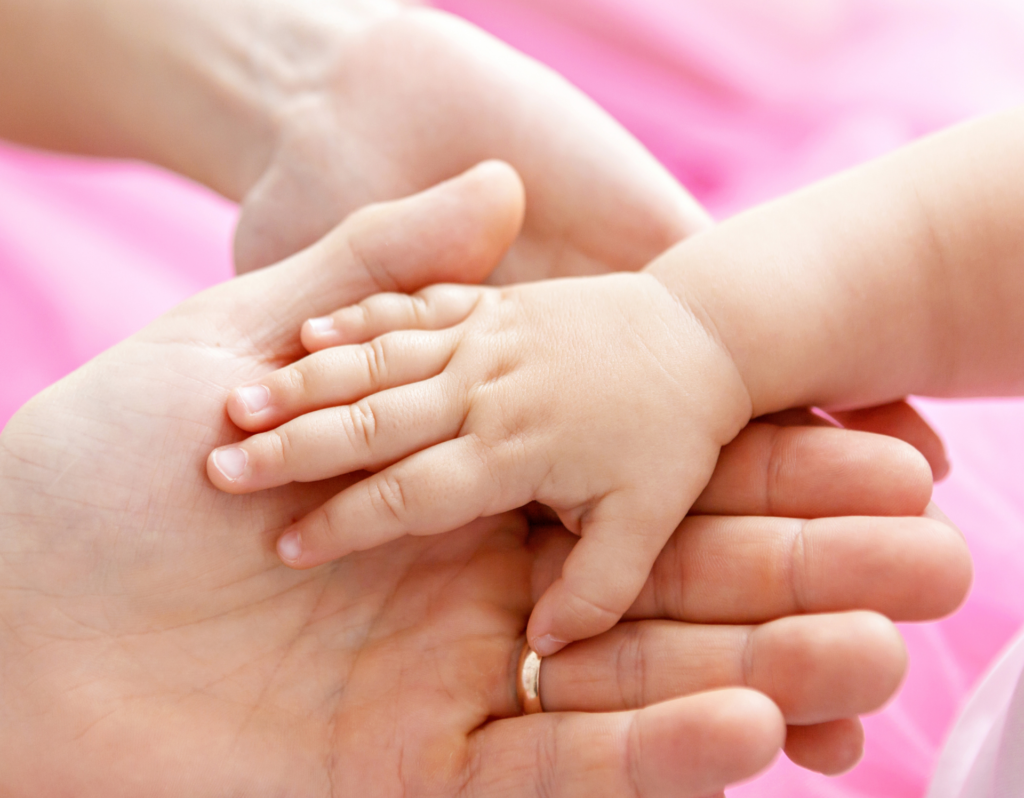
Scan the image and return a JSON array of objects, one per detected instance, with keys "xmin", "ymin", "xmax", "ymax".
[{"xmin": 517, "ymin": 644, "xmax": 544, "ymax": 714}]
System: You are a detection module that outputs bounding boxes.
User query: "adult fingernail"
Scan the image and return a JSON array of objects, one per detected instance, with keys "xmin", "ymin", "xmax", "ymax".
[
  {"xmin": 212, "ymin": 447, "xmax": 247, "ymax": 481},
  {"xmin": 530, "ymin": 634, "xmax": 567, "ymax": 658},
  {"xmin": 307, "ymin": 317, "xmax": 334, "ymax": 335},
  {"xmin": 236, "ymin": 385, "xmax": 270, "ymax": 414},
  {"xmin": 277, "ymin": 530, "xmax": 303, "ymax": 565}
]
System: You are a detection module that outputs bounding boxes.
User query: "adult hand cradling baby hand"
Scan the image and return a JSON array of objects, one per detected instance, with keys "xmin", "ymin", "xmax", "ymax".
[
  {"xmin": 0, "ymin": 164, "xmax": 971, "ymax": 795},
  {"xmin": 0, "ymin": 0, "xmax": 969, "ymax": 793},
  {"xmin": 0, "ymin": 0, "xmax": 951, "ymax": 469}
]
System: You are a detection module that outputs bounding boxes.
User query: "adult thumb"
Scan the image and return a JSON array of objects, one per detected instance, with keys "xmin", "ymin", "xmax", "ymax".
[{"xmin": 212, "ymin": 160, "xmax": 525, "ymax": 352}]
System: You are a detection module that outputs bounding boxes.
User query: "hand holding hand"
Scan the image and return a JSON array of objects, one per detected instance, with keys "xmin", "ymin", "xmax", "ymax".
[
  {"xmin": 210, "ymin": 256, "xmax": 754, "ymax": 654},
  {"xmin": 233, "ymin": 7, "xmax": 711, "ymax": 282},
  {"xmin": 0, "ymin": 163, "xmax": 971, "ymax": 796}
]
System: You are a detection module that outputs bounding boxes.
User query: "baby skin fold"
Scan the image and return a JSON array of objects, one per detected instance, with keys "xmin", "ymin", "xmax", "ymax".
[{"xmin": 209, "ymin": 106, "xmax": 1024, "ymax": 656}]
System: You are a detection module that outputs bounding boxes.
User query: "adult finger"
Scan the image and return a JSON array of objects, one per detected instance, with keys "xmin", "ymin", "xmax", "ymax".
[
  {"xmin": 538, "ymin": 613, "xmax": 905, "ymax": 725},
  {"xmin": 528, "ymin": 512, "xmax": 972, "ymax": 624},
  {"xmin": 468, "ymin": 689, "xmax": 784, "ymax": 798},
  {"xmin": 639, "ymin": 514, "xmax": 971, "ymax": 624},
  {"xmin": 831, "ymin": 399, "xmax": 950, "ymax": 480},
  {"xmin": 784, "ymin": 717, "xmax": 865, "ymax": 776},
  {"xmin": 692, "ymin": 422, "xmax": 933, "ymax": 518},
  {"xmin": 186, "ymin": 160, "xmax": 525, "ymax": 359}
]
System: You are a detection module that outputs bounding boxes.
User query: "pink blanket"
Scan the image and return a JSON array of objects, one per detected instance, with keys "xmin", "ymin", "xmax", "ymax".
[{"xmin": 4, "ymin": 1, "xmax": 1024, "ymax": 794}]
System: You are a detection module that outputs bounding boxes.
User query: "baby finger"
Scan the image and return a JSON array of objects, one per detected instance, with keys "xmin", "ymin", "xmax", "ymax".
[
  {"xmin": 302, "ymin": 284, "xmax": 489, "ymax": 351},
  {"xmin": 527, "ymin": 493, "xmax": 681, "ymax": 655},
  {"xmin": 209, "ymin": 376, "xmax": 464, "ymax": 493},
  {"xmin": 275, "ymin": 435, "xmax": 511, "ymax": 568},
  {"xmin": 227, "ymin": 330, "xmax": 457, "ymax": 432}
]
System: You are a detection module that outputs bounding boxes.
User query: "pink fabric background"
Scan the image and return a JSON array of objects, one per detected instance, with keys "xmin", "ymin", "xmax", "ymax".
[{"xmin": 4, "ymin": 0, "xmax": 1024, "ymax": 794}]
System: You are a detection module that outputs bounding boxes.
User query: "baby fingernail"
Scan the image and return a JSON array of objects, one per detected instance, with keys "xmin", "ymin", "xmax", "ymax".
[
  {"xmin": 236, "ymin": 384, "xmax": 270, "ymax": 414},
  {"xmin": 212, "ymin": 447, "xmax": 247, "ymax": 481},
  {"xmin": 307, "ymin": 317, "xmax": 334, "ymax": 335},
  {"xmin": 530, "ymin": 634, "xmax": 568, "ymax": 658},
  {"xmin": 277, "ymin": 530, "xmax": 303, "ymax": 564}
]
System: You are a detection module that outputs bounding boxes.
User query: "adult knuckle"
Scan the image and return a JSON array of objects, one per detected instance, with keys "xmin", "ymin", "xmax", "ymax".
[
  {"xmin": 654, "ymin": 534, "xmax": 689, "ymax": 618},
  {"xmin": 345, "ymin": 230, "xmax": 400, "ymax": 293},
  {"xmin": 787, "ymin": 519, "xmax": 810, "ymax": 614},
  {"xmin": 616, "ymin": 623, "xmax": 648, "ymax": 708}
]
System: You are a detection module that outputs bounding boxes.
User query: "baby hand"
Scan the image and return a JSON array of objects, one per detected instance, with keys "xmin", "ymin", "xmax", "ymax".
[{"xmin": 208, "ymin": 273, "xmax": 752, "ymax": 653}]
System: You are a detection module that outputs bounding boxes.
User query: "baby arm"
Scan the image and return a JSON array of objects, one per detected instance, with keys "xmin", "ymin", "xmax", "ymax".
[
  {"xmin": 208, "ymin": 275, "xmax": 753, "ymax": 655},
  {"xmin": 646, "ymin": 106, "xmax": 1024, "ymax": 414}
]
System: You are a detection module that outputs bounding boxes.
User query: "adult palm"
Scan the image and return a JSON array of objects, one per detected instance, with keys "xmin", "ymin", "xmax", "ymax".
[
  {"xmin": 0, "ymin": 166, "xmax": 969, "ymax": 796},
  {"xmin": 234, "ymin": 5, "xmax": 710, "ymax": 282},
  {"xmin": 0, "ymin": 166, "xmax": 766, "ymax": 797}
]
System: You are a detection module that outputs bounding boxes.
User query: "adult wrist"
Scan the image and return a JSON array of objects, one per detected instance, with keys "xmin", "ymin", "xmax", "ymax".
[
  {"xmin": 0, "ymin": 0, "xmax": 407, "ymax": 202},
  {"xmin": 115, "ymin": 0, "xmax": 409, "ymax": 201}
]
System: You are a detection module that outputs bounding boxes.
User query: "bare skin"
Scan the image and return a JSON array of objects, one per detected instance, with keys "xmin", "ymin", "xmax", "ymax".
[
  {"xmin": 0, "ymin": 167, "xmax": 971, "ymax": 795},
  {"xmin": 650, "ymin": 108, "xmax": 1024, "ymax": 410},
  {"xmin": 0, "ymin": 0, "xmax": 963, "ymax": 785},
  {"xmin": 208, "ymin": 110, "xmax": 1024, "ymax": 655},
  {"xmin": 0, "ymin": 0, "xmax": 949, "ymax": 473},
  {"xmin": 0, "ymin": 0, "xmax": 707, "ymax": 283}
]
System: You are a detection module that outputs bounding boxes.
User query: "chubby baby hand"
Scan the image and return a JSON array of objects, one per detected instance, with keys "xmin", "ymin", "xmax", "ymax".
[{"xmin": 208, "ymin": 272, "xmax": 751, "ymax": 654}]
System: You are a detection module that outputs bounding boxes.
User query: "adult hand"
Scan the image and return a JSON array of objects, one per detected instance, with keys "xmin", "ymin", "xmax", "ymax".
[
  {"xmin": 231, "ymin": 5, "xmax": 711, "ymax": 283},
  {"xmin": 230, "ymin": 2, "xmax": 954, "ymax": 478},
  {"xmin": 0, "ymin": 165, "xmax": 970, "ymax": 795},
  {"xmin": 831, "ymin": 402, "xmax": 950, "ymax": 480},
  {"xmin": 0, "ymin": 0, "xmax": 706, "ymax": 283},
  {"xmin": 0, "ymin": 0, "xmax": 950, "ymax": 475},
  {"xmin": 226, "ymin": 2, "xmax": 953, "ymax": 474}
]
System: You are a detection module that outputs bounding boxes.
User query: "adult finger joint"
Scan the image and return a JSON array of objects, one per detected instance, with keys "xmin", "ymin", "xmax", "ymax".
[
  {"xmin": 616, "ymin": 623, "xmax": 649, "ymax": 709},
  {"xmin": 346, "ymin": 233, "xmax": 400, "ymax": 293},
  {"xmin": 787, "ymin": 520, "xmax": 810, "ymax": 614}
]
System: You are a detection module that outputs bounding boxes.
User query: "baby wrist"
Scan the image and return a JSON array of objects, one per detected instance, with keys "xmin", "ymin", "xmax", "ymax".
[{"xmin": 644, "ymin": 245, "xmax": 797, "ymax": 421}]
